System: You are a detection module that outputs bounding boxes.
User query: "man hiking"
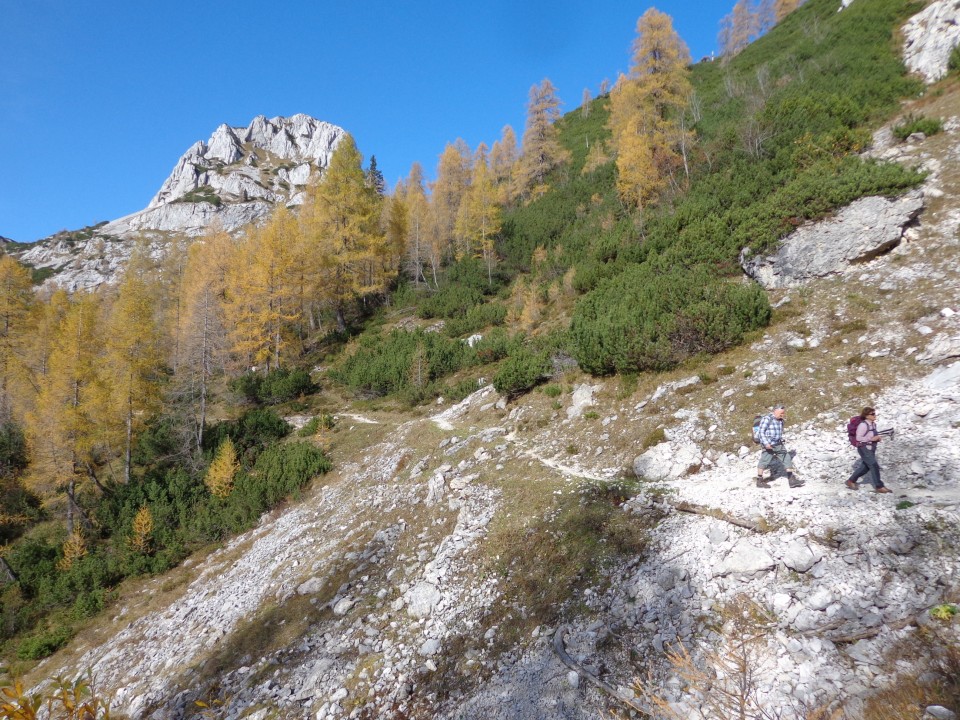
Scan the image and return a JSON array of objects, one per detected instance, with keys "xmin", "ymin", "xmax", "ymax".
[{"xmin": 756, "ymin": 403, "xmax": 802, "ymax": 489}]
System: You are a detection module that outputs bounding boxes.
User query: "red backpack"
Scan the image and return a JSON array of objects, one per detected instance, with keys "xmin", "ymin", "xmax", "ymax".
[{"xmin": 846, "ymin": 416, "xmax": 863, "ymax": 447}]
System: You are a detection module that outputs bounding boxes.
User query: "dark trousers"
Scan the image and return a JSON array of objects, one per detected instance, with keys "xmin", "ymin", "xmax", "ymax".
[{"xmin": 848, "ymin": 446, "xmax": 883, "ymax": 489}]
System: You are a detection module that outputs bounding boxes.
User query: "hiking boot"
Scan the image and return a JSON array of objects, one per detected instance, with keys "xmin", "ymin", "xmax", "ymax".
[
  {"xmin": 845, "ymin": 479, "xmax": 858, "ymax": 490},
  {"xmin": 756, "ymin": 478, "xmax": 771, "ymax": 488},
  {"xmin": 788, "ymin": 478, "xmax": 805, "ymax": 488},
  {"xmin": 875, "ymin": 487, "xmax": 892, "ymax": 494}
]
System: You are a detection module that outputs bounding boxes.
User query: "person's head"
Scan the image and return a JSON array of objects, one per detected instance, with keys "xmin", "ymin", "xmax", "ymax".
[
  {"xmin": 773, "ymin": 403, "xmax": 786, "ymax": 420},
  {"xmin": 860, "ymin": 406, "xmax": 876, "ymax": 421}
]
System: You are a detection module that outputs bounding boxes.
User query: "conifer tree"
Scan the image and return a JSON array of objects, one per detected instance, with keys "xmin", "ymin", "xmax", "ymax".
[
  {"xmin": 430, "ymin": 140, "xmax": 473, "ymax": 264},
  {"xmin": 720, "ymin": 0, "xmax": 760, "ymax": 59},
  {"xmin": 26, "ymin": 292, "xmax": 108, "ymax": 533},
  {"xmin": 205, "ymin": 436, "xmax": 238, "ymax": 498},
  {"xmin": 490, "ymin": 126, "xmax": 520, "ymax": 205},
  {"xmin": 177, "ymin": 227, "xmax": 232, "ymax": 453},
  {"xmin": 301, "ymin": 134, "xmax": 389, "ymax": 332},
  {"xmin": 515, "ymin": 79, "xmax": 570, "ymax": 199},
  {"xmin": 130, "ymin": 505, "xmax": 153, "ymax": 553},
  {"xmin": 609, "ymin": 8, "xmax": 693, "ymax": 209},
  {"xmin": 403, "ymin": 163, "xmax": 431, "ymax": 288},
  {"xmin": 0, "ymin": 257, "xmax": 34, "ymax": 424},
  {"xmin": 454, "ymin": 146, "xmax": 502, "ymax": 285},
  {"xmin": 225, "ymin": 206, "xmax": 302, "ymax": 369},
  {"xmin": 774, "ymin": 0, "xmax": 801, "ymax": 22},
  {"xmin": 366, "ymin": 155, "xmax": 386, "ymax": 196},
  {"xmin": 106, "ymin": 253, "xmax": 167, "ymax": 484}
]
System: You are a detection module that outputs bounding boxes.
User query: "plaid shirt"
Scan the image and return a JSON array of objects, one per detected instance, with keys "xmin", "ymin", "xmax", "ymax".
[{"xmin": 758, "ymin": 413, "xmax": 784, "ymax": 446}]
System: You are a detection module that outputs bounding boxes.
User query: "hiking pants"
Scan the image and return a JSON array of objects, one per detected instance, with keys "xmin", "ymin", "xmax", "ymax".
[
  {"xmin": 758, "ymin": 443, "xmax": 794, "ymax": 473},
  {"xmin": 848, "ymin": 446, "xmax": 883, "ymax": 489}
]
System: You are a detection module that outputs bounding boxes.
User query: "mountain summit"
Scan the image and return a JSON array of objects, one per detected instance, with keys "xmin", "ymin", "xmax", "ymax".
[{"xmin": 13, "ymin": 114, "xmax": 346, "ymax": 289}]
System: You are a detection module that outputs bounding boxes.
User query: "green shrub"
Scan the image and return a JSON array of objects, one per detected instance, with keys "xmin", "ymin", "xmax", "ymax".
[
  {"xmin": 330, "ymin": 329, "xmax": 470, "ymax": 396},
  {"xmin": 473, "ymin": 328, "xmax": 520, "ymax": 364},
  {"xmin": 571, "ymin": 265, "xmax": 771, "ymax": 375},
  {"xmin": 443, "ymin": 302, "xmax": 508, "ymax": 337},
  {"xmin": 204, "ymin": 408, "xmax": 290, "ymax": 466},
  {"xmin": 247, "ymin": 442, "xmax": 331, "ymax": 506},
  {"xmin": 892, "ymin": 114, "xmax": 943, "ymax": 141},
  {"xmin": 230, "ymin": 367, "xmax": 315, "ymax": 405},
  {"xmin": 950, "ymin": 45, "xmax": 960, "ymax": 73},
  {"xmin": 493, "ymin": 346, "xmax": 551, "ymax": 397},
  {"xmin": 17, "ymin": 625, "xmax": 73, "ymax": 660},
  {"xmin": 543, "ymin": 384, "xmax": 563, "ymax": 398},
  {"xmin": 298, "ymin": 416, "xmax": 321, "ymax": 436}
]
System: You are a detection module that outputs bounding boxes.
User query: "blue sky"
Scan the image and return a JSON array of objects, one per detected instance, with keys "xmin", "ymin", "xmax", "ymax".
[{"xmin": 1, "ymin": 0, "xmax": 733, "ymax": 243}]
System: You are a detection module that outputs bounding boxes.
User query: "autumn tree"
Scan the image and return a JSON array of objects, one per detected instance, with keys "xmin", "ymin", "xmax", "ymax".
[
  {"xmin": 384, "ymin": 181, "xmax": 409, "ymax": 282},
  {"xmin": 105, "ymin": 255, "xmax": 167, "ymax": 484},
  {"xmin": 225, "ymin": 205, "xmax": 302, "ymax": 369},
  {"xmin": 176, "ymin": 227, "xmax": 232, "ymax": 453},
  {"xmin": 515, "ymin": 79, "xmax": 570, "ymax": 199},
  {"xmin": 205, "ymin": 436, "xmax": 238, "ymax": 498},
  {"xmin": 402, "ymin": 163, "xmax": 431, "ymax": 288},
  {"xmin": 429, "ymin": 140, "xmax": 473, "ymax": 267},
  {"xmin": 0, "ymin": 256, "xmax": 34, "ymax": 424},
  {"xmin": 454, "ymin": 146, "xmax": 502, "ymax": 285},
  {"xmin": 490, "ymin": 125, "xmax": 520, "ymax": 205},
  {"xmin": 130, "ymin": 505, "xmax": 153, "ymax": 553},
  {"xmin": 25, "ymin": 292, "xmax": 108, "ymax": 533},
  {"xmin": 774, "ymin": 0, "xmax": 802, "ymax": 23},
  {"xmin": 581, "ymin": 88, "xmax": 593, "ymax": 119},
  {"xmin": 301, "ymin": 134, "xmax": 390, "ymax": 332},
  {"xmin": 720, "ymin": 0, "xmax": 760, "ymax": 60},
  {"xmin": 609, "ymin": 8, "xmax": 693, "ymax": 209}
]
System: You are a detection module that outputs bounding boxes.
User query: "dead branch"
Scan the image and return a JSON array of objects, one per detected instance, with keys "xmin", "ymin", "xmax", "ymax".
[
  {"xmin": 671, "ymin": 501, "xmax": 762, "ymax": 532},
  {"xmin": 552, "ymin": 624, "xmax": 651, "ymax": 715}
]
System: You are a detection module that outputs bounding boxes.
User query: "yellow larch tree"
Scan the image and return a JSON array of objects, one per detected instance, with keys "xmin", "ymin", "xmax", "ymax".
[
  {"xmin": 177, "ymin": 227, "xmax": 233, "ymax": 453},
  {"xmin": 25, "ymin": 292, "xmax": 109, "ymax": 533},
  {"xmin": 454, "ymin": 146, "xmax": 502, "ymax": 285},
  {"xmin": 515, "ymin": 79, "xmax": 570, "ymax": 200},
  {"xmin": 225, "ymin": 205, "xmax": 302, "ymax": 369},
  {"xmin": 130, "ymin": 505, "xmax": 153, "ymax": 553},
  {"xmin": 301, "ymin": 134, "xmax": 389, "ymax": 332},
  {"xmin": 429, "ymin": 140, "xmax": 473, "ymax": 266},
  {"xmin": 403, "ymin": 163, "xmax": 431, "ymax": 288},
  {"xmin": 0, "ymin": 256, "xmax": 34, "ymax": 424},
  {"xmin": 774, "ymin": 0, "xmax": 802, "ymax": 22},
  {"xmin": 105, "ymin": 261, "xmax": 166, "ymax": 484},
  {"xmin": 490, "ymin": 125, "xmax": 519, "ymax": 205},
  {"xmin": 384, "ymin": 182, "xmax": 409, "ymax": 284},
  {"xmin": 205, "ymin": 436, "xmax": 238, "ymax": 498},
  {"xmin": 720, "ymin": 0, "xmax": 760, "ymax": 60},
  {"xmin": 609, "ymin": 8, "xmax": 693, "ymax": 209}
]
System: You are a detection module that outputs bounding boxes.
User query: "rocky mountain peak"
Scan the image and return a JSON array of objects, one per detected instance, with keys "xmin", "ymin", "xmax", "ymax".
[{"xmin": 12, "ymin": 114, "xmax": 346, "ymax": 290}]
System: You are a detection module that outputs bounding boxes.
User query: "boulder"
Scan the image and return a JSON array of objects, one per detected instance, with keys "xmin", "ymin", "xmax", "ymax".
[
  {"xmin": 903, "ymin": 0, "xmax": 960, "ymax": 84},
  {"xmin": 634, "ymin": 442, "xmax": 701, "ymax": 480},
  {"xmin": 740, "ymin": 191, "xmax": 923, "ymax": 289},
  {"xmin": 406, "ymin": 582, "xmax": 442, "ymax": 618},
  {"xmin": 714, "ymin": 539, "xmax": 776, "ymax": 578},
  {"xmin": 778, "ymin": 540, "xmax": 824, "ymax": 573}
]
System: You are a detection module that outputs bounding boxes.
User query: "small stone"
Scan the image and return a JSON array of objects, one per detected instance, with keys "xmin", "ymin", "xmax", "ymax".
[
  {"xmin": 567, "ymin": 671, "xmax": 580, "ymax": 688},
  {"xmin": 941, "ymin": 308, "xmax": 956, "ymax": 318},
  {"xmin": 925, "ymin": 706, "xmax": 957, "ymax": 720}
]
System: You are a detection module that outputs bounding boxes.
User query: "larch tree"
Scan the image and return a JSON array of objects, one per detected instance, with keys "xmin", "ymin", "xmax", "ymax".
[
  {"xmin": 609, "ymin": 8, "xmax": 693, "ymax": 209},
  {"xmin": 774, "ymin": 0, "xmax": 802, "ymax": 23},
  {"xmin": 581, "ymin": 88, "xmax": 593, "ymax": 119},
  {"xmin": 177, "ymin": 228, "xmax": 232, "ymax": 454},
  {"xmin": 384, "ymin": 181, "xmax": 409, "ymax": 284},
  {"xmin": 489, "ymin": 125, "xmax": 519, "ymax": 205},
  {"xmin": 403, "ymin": 163, "xmax": 431, "ymax": 288},
  {"xmin": 301, "ymin": 134, "xmax": 389, "ymax": 332},
  {"xmin": 205, "ymin": 436, "xmax": 238, "ymax": 498},
  {"xmin": 25, "ymin": 292, "xmax": 109, "ymax": 534},
  {"xmin": 0, "ymin": 256, "xmax": 34, "ymax": 424},
  {"xmin": 454, "ymin": 146, "xmax": 502, "ymax": 285},
  {"xmin": 225, "ymin": 206, "xmax": 302, "ymax": 370},
  {"xmin": 430, "ymin": 140, "xmax": 473, "ymax": 265},
  {"xmin": 515, "ymin": 79, "xmax": 570, "ymax": 200},
  {"xmin": 720, "ymin": 0, "xmax": 760, "ymax": 60},
  {"xmin": 105, "ymin": 260, "xmax": 166, "ymax": 484}
]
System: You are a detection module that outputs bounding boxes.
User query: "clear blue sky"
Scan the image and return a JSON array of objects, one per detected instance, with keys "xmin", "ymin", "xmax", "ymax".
[{"xmin": 1, "ymin": 0, "xmax": 732, "ymax": 243}]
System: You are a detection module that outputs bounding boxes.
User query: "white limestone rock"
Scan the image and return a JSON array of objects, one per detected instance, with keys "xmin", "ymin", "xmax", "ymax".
[
  {"xmin": 740, "ymin": 191, "xmax": 924, "ymax": 289},
  {"xmin": 714, "ymin": 539, "xmax": 776, "ymax": 578},
  {"xmin": 633, "ymin": 441, "xmax": 701, "ymax": 480},
  {"xmin": 903, "ymin": 0, "xmax": 960, "ymax": 84}
]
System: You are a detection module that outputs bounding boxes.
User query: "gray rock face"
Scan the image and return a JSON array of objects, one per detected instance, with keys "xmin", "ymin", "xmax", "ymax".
[
  {"xmin": 633, "ymin": 441, "xmax": 701, "ymax": 481},
  {"xmin": 714, "ymin": 539, "xmax": 775, "ymax": 578},
  {"xmin": 12, "ymin": 114, "xmax": 346, "ymax": 290},
  {"xmin": 740, "ymin": 191, "xmax": 924, "ymax": 289},
  {"xmin": 903, "ymin": 0, "xmax": 960, "ymax": 84}
]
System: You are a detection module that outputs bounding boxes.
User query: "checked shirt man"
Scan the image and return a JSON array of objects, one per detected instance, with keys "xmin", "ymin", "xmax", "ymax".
[{"xmin": 756, "ymin": 404, "xmax": 802, "ymax": 489}]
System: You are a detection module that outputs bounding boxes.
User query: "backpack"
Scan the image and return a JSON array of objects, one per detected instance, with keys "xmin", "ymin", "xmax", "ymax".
[
  {"xmin": 846, "ymin": 415, "xmax": 863, "ymax": 447},
  {"xmin": 752, "ymin": 415, "xmax": 763, "ymax": 444}
]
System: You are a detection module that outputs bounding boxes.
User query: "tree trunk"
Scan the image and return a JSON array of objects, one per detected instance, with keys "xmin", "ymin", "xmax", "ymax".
[{"xmin": 0, "ymin": 556, "xmax": 17, "ymax": 584}]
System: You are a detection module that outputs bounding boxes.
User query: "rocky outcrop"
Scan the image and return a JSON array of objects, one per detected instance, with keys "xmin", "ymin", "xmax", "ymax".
[
  {"xmin": 10, "ymin": 114, "xmax": 345, "ymax": 290},
  {"xmin": 739, "ymin": 190, "xmax": 924, "ymax": 289},
  {"xmin": 903, "ymin": 0, "xmax": 960, "ymax": 84}
]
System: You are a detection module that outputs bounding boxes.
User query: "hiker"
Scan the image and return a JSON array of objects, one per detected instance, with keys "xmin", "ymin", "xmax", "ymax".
[
  {"xmin": 756, "ymin": 403, "xmax": 802, "ymax": 489},
  {"xmin": 845, "ymin": 406, "xmax": 891, "ymax": 493}
]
